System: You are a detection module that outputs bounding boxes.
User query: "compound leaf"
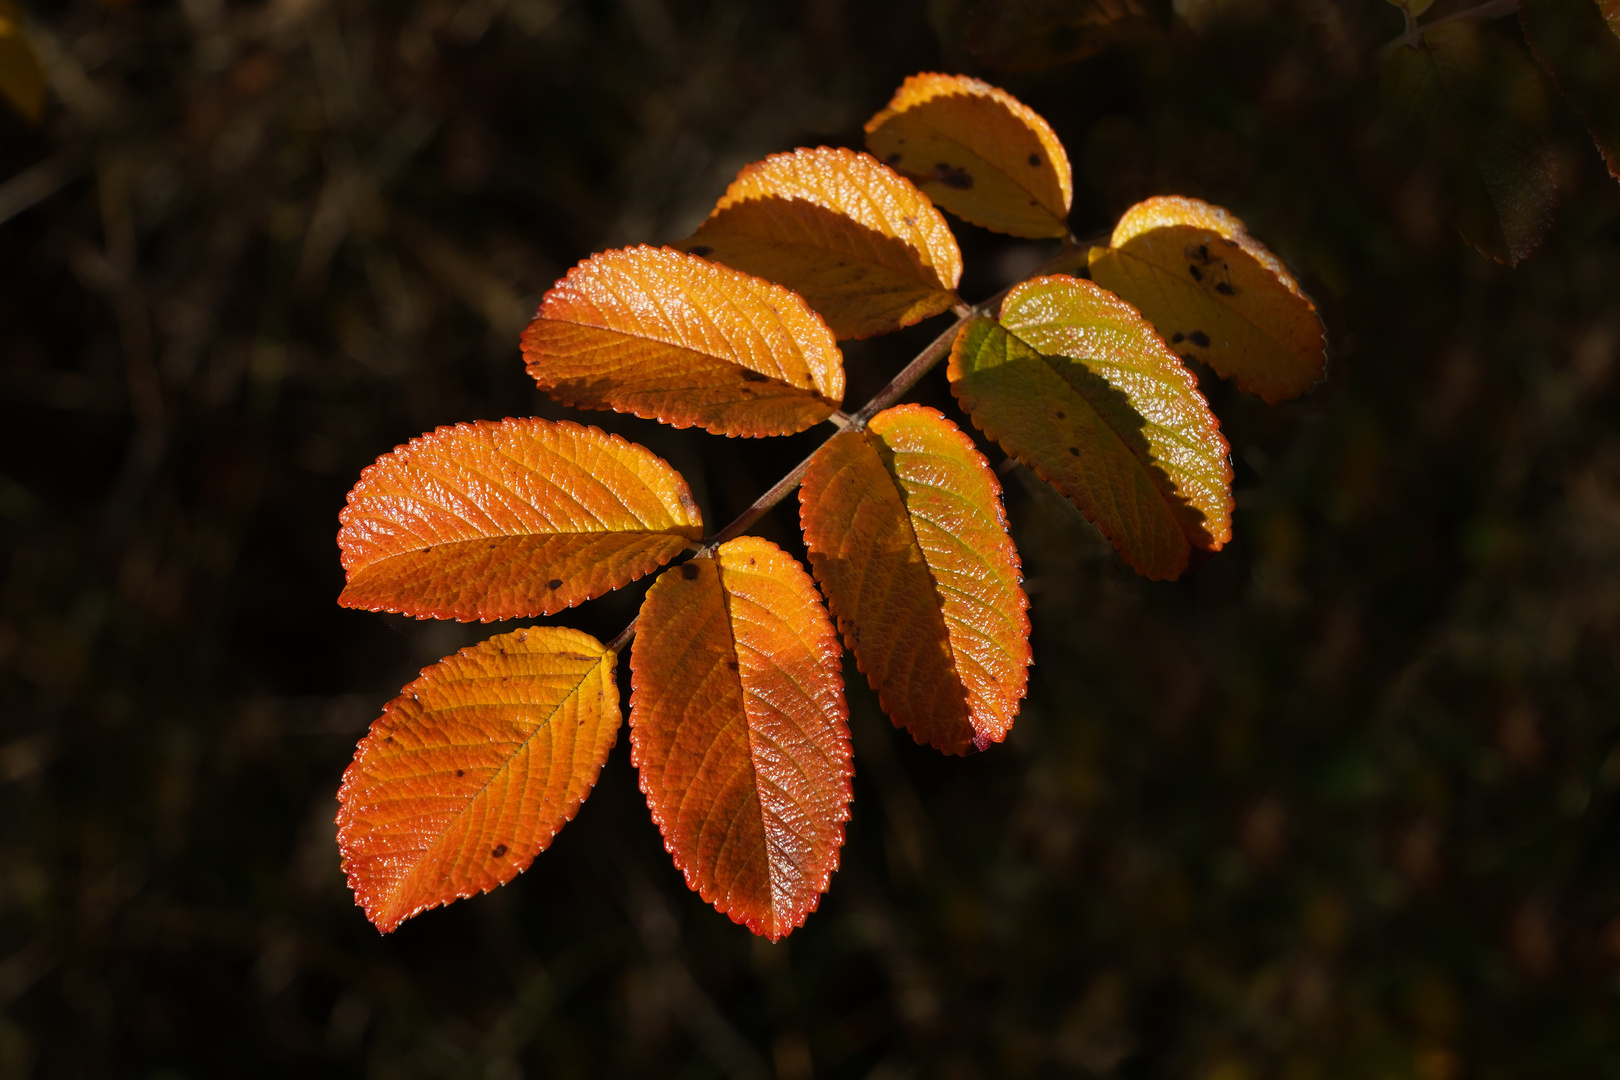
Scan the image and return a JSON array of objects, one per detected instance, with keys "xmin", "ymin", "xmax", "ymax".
[
  {"xmin": 338, "ymin": 418, "xmax": 703, "ymax": 622},
  {"xmin": 799, "ymin": 405, "xmax": 1029, "ymax": 755},
  {"xmin": 864, "ymin": 73, "xmax": 1073, "ymax": 239},
  {"xmin": 679, "ymin": 146, "xmax": 963, "ymax": 340},
  {"xmin": 965, "ymin": 0, "xmax": 1160, "ymax": 72},
  {"xmin": 1382, "ymin": 22, "xmax": 1561, "ymax": 266},
  {"xmin": 521, "ymin": 246, "xmax": 845, "ymax": 437},
  {"xmin": 1087, "ymin": 196, "xmax": 1326, "ymax": 403},
  {"xmin": 949, "ymin": 275, "xmax": 1232, "ymax": 581},
  {"xmin": 630, "ymin": 537, "xmax": 851, "ymax": 940},
  {"xmin": 337, "ymin": 626, "xmax": 621, "ymax": 933},
  {"xmin": 1521, "ymin": 0, "xmax": 1620, "ymax": 180}
]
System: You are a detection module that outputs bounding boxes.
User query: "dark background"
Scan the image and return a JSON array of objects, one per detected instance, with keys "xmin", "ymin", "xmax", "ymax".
[{"xmin": 3, "ymin": 0, "xmax": 1620, "ymax": 1076}]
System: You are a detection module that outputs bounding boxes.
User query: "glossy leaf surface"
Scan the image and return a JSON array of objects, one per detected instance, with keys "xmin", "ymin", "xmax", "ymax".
[
  {"xmin": 864, "ymin": 73, "xmax": 1073, "ymax": 239},
  {"xmin": 338, "ymin": 418, "xmax": 703, "ymax": 622},
  {"xmin": 949, "ymin": 276, "xmax": 1231, "ymax": 581},
  {"xmin": 0, "ymin": 0, "xmax": 46, "ymax": 124},
  {"xmin": 337, "ymin": 627, "xmax": 620, "ymax": 933},
  {"xmin": 799, "ymin": 405, "xmax": 1029, "ymax": 754},
  {"xmin": 1382, "ymin": 23, "xmax": 1561, "ymax": 266},
  {"xmin": 965, "ymin": 0, "xmax": 1159, "ymax": 72},
  {"xmin": 630, "ymin": 537, "xmax": 851, "ymax": 940},
  {"xmin": 680, "ymin": 147, "xmax": 963, "ymax": 340},
  {"xmin": 1521, "ymin": 0, "xmax": 1620, "ymax": 180},
  {"xmin": 521, "ymin": 246, "xmax": 844, "ymax": 437},
  {"xmin": 1087, "ymin": 196, "xmax": 1326, "ymax": 403}
]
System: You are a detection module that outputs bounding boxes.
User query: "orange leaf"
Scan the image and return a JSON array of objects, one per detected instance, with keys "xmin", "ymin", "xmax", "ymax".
[
  {"xmin": 629, "ymin": 537, "xmax": 851, "ymax": 940},
  {"xmin": 864, "ymin": 73, "xmax": 1073, "ymax": 239},
  {"xmin": 1087, "ymin": 196, "xmax": 1326, "ymax": 402},
  {"xmin": 520, "ymin": 245, "xmax": 844, "ymax": 437},
  {"xmin": 337, "ymin": 626, "xmax": 620, "ymax": 933},
  {"xmin": 338, "ymin": 418, "xmax": 702, "ymax": 622},
  {"xmin": 799, "ymin": 405, "xmax": 1029, "ymax": 754},
  {"xmin": 679, "ymin": 146, "xmax": 963, "ymax": 340},
  {"xmin": 949, "ymin": 276, "xmax": 1232, "ymax": 581}
]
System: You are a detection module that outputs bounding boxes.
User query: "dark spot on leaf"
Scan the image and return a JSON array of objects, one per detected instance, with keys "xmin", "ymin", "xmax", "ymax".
[
  {"xmin": 688, "ymin": 245, "xmax": 712, "ymax": 257},
  {"xmin": 547, "ymin": 578, "xmax": 563, "ymax": 590},
  {"xmin": 1215, "ymin": 281, "xmax": 1235, "ymax": 295},
  {"xmin": 1171, "ymin": 333, "xmax": 1184, "ymax": 344},
  {"xmin": 1068, "ymin": 446, "xmax": 1079, "ymax": 457},
  {"xmin": 741, "ymin": 369, "xmax": 769, "ymax": 382},
  {"xmin": 748, "ymin": 557, "xmax": 756, "ymax": 565},
  {"xmin": 1198, "ymin": 244, "xmax": 1210, "ymax": 261},
  {"xmin": 1028, "ymin": 153, "xmax": 1041, "ymax": 166},
  {"xmin": 420, "ymin": 547, "xmax": 431, "ymax": 554},
  {"xmin": 1055, "ymin": 410, "xmax": 1066, "ymax": 419},
  {"xmin": 1189, "ymin": 330, "xmax": 1211, "ymax": 347},
  {"xmin": 726, "ymin": 660, "xmax": 739, "ymax": 671},
  {"xmin": 491, "ymin": 844, "xmax": 507, "ymax": 858},
  {"xmin": 934, "ymin": 163, "xmax": 974, "ymax": 189},
  {"xmin": 456, "ymin": 769, "xmax": 464, "ymax": 777},
  {"xmin": 1188, "ymin": 265, "xmax": 1204, "ymax": 281},
  {"xmin": 681, "ymin": 563, "xmax": 699, "ymax": 580},
  {"xmin": 886, "ymin": 152, "xmax": 902, "ymax": 164},
  {"xmin": 1028, "ymin": 199, "xmax": 1038, "ymax": 206}
]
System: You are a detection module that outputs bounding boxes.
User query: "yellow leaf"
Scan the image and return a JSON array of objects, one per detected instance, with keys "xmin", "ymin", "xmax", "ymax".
[
  {"xmin": 1087, "ymin": 196, "xmax": 1326, "ymax": 403},
  {"xmin": 521, "ymin": 245, "xmax": 845, "ymax": 437},
  {"xmin": 864, "ymin": 72, "xmax": 1073, "ymax": 239},
  {"xmin": 679, "ymin": 146, "xmax": 962, "ymax": 340}
]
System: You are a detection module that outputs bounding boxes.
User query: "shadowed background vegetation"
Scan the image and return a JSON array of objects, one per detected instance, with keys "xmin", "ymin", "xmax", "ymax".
[{"xmin": 3, "ymin": 0, "xmax": 1620, "ymax": 1076}]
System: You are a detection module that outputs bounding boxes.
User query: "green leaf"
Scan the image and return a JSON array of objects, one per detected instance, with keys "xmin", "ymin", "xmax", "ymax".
[
  {"xmin": 1381, "ymin": 21, "xmax": 1562, "ymax": 265},
  {"xmin": 948, "ymin": 276, "xmax": 1232, "ymax": 581}
]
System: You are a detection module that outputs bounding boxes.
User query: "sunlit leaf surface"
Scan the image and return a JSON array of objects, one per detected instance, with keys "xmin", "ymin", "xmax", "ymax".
[
  {"xmin": 949, "ymin": 276, "xmax": 1232, "ymax": 580},
  {"xmin": 521, "ymin": 245, "xmax": 845, "ymax": 436},
  {"xmin": 338, "ymin": 418, "xmax": 702, "ymax": 622},
  {"xmin": 1087, "ymin": 196, "xmax": 1326, "ymax": 403},
  {"xmin": 864, "ymin": 73, "xmax": 1073, "ymax": 238},
  {"xmin": 629, "ymin": 537, "xmax": 851, "ymax": 940},
  {"xmin": 800, "ymin": 405, "xmax": 1029, "ymax": 754},
  {"xmin": 337, "ymin": 627, "xmax": 621, "ymax": 933},
  {"xmin": 680, "ymin": 146, "xmax": 962, "ymax": 340}
]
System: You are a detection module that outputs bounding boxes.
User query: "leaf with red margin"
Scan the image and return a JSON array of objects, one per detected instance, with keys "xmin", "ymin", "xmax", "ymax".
[
  {"xmin": 521, "ymin": 246, "xmax": 845, "ymax": 437},
  {"xmin": 679, "ymin": 146, "xmax": 963, "ymax": 340},
  {"xmin": 799, "ymin": 405, "xmax": 1029, "ymax": 755},
  {"xmin": 864, "ymin": 72, "xmax": 1073, "ymax": 239},
  {"xmin": 949, "ymin": 275, "xmax": 1232, "ymax": 581},
  {"xmin": 337, "ymin": 626, "xmax": 620, "ymax": 933},
  {"xmin": 338, "ymin": 418, "xmax": 702, "ymax": 622},
  {"xmin": 629, "ymin": 537, "xmax": 851, "ymax": 940}
]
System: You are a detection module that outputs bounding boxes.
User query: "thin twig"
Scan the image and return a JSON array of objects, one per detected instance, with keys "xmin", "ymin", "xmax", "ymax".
[{"xmin": 1378, "ymin": 0, "xmax": 1520, "ymax": 58}]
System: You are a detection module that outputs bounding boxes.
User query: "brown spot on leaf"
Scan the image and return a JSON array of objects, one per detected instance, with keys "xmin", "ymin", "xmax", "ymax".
[
  {"xmin": 1171, "ymin": 333, "xmax": 1184, "ymax": 344},
  {"xmin": 547, "ymin": 578, "xmax": 563, "ymax": 590},
  {"xmin": 456, "ymin": 769, "xmax": 464, "ymax": 777},
  {"xmin": 1068, "ymin": 446, "xmax": 1079, "ymax": 456},
  {"xmin": 681, "ymin": 563, "xmax": 700, "ymax": 580},
  {"xmin": 741, "ymin": 369, "xmax": 769, "ymax": 382},
  {"xmin": 1055, "ymin": 410, "xmax": 1066, "ymax": 419},
  {"xmin": 886, "ymin": 152, "xmax": 902, "ymax": 165},
  {"xmin": 726, "ymin": 660, "xmax": 739, "ymax": 671},
  {"xmin": 1189, "ymin": 330, "xmax": 1211, "ymax": 347},
  {"xmin": 934, "ymin": 163, "xmax": 974, "ymax": 189},
  {"xmin": 1215, "ymin": 281, "xmax": 1235, "ymax": 295},
  {"xmin": 688, "ymin": 245, "xmax": 712, "ymax": 257},
  {"xmin": 491, "ymin": 844, "xmax": 507, "ymax": 858},
  {"xmin": 1188, "ymin": 264, "xmax": 1204, "ymax": 281},
  {"xmin": 1028, "ymin": 153, "xmax": 1041, "ymax": 166}
]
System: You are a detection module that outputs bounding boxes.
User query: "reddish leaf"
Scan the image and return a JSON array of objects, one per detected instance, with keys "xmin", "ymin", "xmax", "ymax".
[
  {"xmin": 800, "ymin": 405, "xmax": 1029, "ymax": 754},
  {"xmin": 949, "ymin": 276, "xmax": 1232, "ymax": 581},
  {"xmin": 338, "ymin": 418, "xmax": 702, "ymax": 622},
  {"xmin": 337, "ymin": 627, "xmax": 621, "ymax": 933},
  {"xmin": 629, "ymin": 537, "xmax": 851, "ymax": 940},
  {"xmin": 679, "ymin": 146, "xmax": 963, "ymax": 340},
  {"xmin": 1087, "ymin": 196, "xmax": 1326, "ymax": 403},
  {"xmin": 521, "ymin": 245, "xmax": 845, "ymax": 437},
  {"xmin": 864, "ymin": 73, "xmax": 1073, "ymax": 239}
]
